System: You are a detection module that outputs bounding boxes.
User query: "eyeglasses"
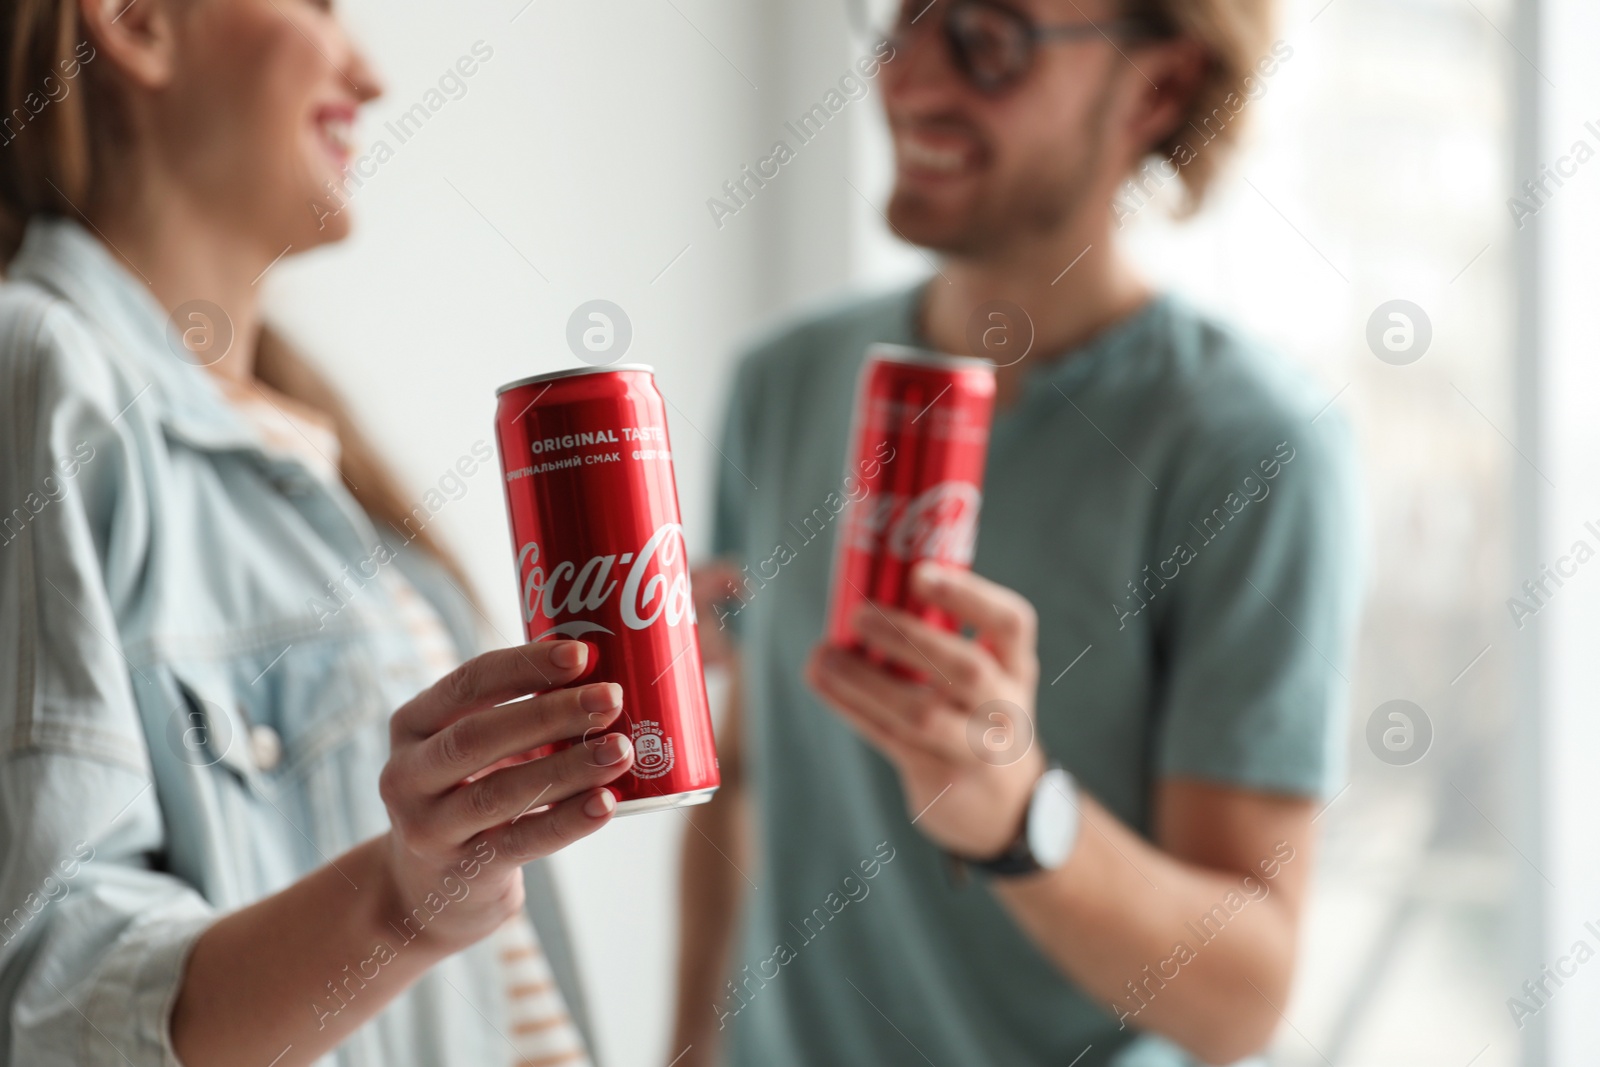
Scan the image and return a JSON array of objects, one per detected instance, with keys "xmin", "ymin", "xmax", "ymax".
[{"xmin": 865, "ymin": 0, "xmax": 1172, "ymax": 93}]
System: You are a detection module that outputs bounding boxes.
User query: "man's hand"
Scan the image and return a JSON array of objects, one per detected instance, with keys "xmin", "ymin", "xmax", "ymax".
[
  {"xmin": 692, "ymin": 559, "xmax": 744, "ymax": 670},
  {"xmin": 804, "ymin": 561, "xmax": 1045, "ymax": 858}
]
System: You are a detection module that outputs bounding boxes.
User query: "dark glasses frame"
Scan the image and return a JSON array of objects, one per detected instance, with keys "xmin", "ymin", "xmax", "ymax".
[{"xmin": 885, "ymin": 0, "xmax": 1175, "ymax": 93}]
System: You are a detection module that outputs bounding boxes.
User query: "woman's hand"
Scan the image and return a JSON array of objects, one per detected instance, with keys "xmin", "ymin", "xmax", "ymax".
[
  {"xmin": 173, "ymin": 640, "xmax": 632, "ymax": 1065},
  {"xmin": 378, "ymin": 639, "xmax": 634, "ymax": 950}
]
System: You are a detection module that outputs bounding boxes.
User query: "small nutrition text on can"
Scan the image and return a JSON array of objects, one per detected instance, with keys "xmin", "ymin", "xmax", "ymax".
[{"xmin": 631, "ymin": 719, "xmax": 676, "ymax": 779}]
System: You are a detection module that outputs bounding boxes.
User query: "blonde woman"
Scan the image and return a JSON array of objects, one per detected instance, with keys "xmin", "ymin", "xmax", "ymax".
[{"xmin": 0, "ymin": 1, "xmax": 634, "ymax": 1065}]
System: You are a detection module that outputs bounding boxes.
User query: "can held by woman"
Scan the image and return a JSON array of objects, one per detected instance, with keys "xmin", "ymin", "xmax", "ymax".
[{"xmin": 494, "ymin": 365, "xmax": 719, "ymax": 815}]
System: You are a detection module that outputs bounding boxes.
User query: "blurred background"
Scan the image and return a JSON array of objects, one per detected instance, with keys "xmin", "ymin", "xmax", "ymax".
[{"xmin": 265, "ymin": 0, "xmax": 1600, "ymax": 1063}]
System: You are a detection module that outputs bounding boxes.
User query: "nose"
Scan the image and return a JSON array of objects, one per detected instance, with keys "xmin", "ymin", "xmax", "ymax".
[
  {"xmin": 880, "ymin": 14, "xmax": 967, "ymax": 109},
  {"xmin": 344, "ymin": 40, "xmax": 385, "ymax": 104}
]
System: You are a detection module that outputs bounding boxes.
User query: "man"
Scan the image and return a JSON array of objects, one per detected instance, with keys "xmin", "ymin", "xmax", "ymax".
[{"xmin": 673, "ymin": 0, "xmax": 1359, "ymax": 1063}]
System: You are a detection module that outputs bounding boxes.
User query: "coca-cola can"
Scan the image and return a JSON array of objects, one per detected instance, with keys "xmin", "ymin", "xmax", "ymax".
[
  {"xmin": 494, "ymin": 365, "xmax": 719, "ymax": 815},
  {"xmin": 826, "ymin": 344, "xmax": 996, "ymax": 654}
]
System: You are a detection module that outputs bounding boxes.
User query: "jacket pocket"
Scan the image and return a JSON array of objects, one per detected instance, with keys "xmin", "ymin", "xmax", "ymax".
[{"xmin": 167, "ymin": 664, "xmax": 263, "ymax": 792}]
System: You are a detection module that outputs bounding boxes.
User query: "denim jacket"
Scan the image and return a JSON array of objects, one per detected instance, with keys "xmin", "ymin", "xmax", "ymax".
[{"xmin": 0, "ymin": 217, "xmax": 594, "ymax": 1066}]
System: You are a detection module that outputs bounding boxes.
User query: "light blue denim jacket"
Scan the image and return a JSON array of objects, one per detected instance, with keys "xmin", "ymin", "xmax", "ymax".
[{"xmin": 0, "ymin": 217, "xmax": 594, "ymax": 1066}]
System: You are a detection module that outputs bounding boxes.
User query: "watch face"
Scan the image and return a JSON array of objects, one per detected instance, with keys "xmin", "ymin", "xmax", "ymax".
[{"xmin": 1026, "ymin": 768, "xmax": 1078, "ymax": 870}]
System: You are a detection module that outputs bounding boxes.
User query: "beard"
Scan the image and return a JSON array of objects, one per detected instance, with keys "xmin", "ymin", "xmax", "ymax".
[{"xmin": 885, "ymin": 73, "xmax": 1118, "ymax": 259}]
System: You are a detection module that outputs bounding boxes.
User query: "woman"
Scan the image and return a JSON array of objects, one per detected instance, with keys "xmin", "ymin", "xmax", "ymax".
[{"xmin": 0, "ymin": 1, "xmax": 634, "ymax": 1065}]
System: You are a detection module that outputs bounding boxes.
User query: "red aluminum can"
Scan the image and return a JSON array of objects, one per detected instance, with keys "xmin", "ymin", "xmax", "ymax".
[
  {"xmin": 827, "ymin": 344, "xmax": 996, "ymax": 651},
  {"xmin": 494, "ymin": 365, "xmax": 719, "ymax": 815}
]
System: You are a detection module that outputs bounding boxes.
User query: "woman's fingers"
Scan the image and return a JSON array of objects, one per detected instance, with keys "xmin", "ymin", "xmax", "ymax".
[
  {"xmin": 482, "ymin": 786, "xmax": 620, "ymax": 865},
  {"xmin": 393, "ymin": 640, "xmax": 591, "ymax": 740},
  {"xmin": 410, "ymin": 682, "xmax": 624, "ymax": 794},
  {"xmin": 436, "ymin": 733, "xmax": 635, "ymax": 842}
]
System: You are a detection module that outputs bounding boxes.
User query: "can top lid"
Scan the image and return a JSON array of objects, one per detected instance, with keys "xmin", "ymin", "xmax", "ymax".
[
  {"xmin": 867, "ymin": 342, "xmax": 995, "ymax": 374},
  {"xmin": 495, "ymin": 363, "xmax": 655, "ymax": 395}
]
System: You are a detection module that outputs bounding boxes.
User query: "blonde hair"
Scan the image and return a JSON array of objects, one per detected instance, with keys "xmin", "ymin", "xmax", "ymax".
[
  {"xmin": 254, "ymin": 329, "xmax": 477, "ymax": 598},
  {"xmin": 1126, "ymin": 0, "xmax": 1279, "ymax": 209},
  {"xmin": 0, "ymin": 0, "xmax": 474, "ymax": 596}
]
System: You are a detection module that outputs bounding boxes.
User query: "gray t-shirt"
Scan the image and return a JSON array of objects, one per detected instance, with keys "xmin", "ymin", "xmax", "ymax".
[{"xmin": 709, "ymin": 285, "xmax": 1362, "ymax": 1067}]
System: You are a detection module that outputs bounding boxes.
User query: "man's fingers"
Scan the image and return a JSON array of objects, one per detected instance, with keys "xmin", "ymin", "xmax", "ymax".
[
  {"xmin": 481, "ymin": 787, "xmax": 619, "ymax": 865},
  {"xmin": 805, "ymin": 652, "xmax": 921, "ymax": 763},
  {"xmin": 852, "ymin": 602, "xmax": 1000, "ymax": 709},
  {"xmin": 395, "ymin": 640, "xmax": 592, "ymax": 739},
  {"xmin": 436, "ymin": 733, "xmax": 635, "ymax": 842},
  {"xmin": 805, "ymin": 647, "xmax": 964, "ymax": 761},
  {"xmin": 910, "ymin": 563, "xmax": 1038, "ymax": 676},
  {"xmin": 693, "ymin": 559, "xmax": 747, "ymax": 663},
  {"xmin": 411, "ymin": 683, "xmax": 625, "ymax": 794},
  {"xmin": 693, "ymin": 559, "xmax": 743, "ymax": 601}
]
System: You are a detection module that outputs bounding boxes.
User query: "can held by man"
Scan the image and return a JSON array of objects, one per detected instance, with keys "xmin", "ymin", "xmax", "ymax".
[{"xmin": 826, "ymin": 343, "xmax": 997, "ymax": 657}]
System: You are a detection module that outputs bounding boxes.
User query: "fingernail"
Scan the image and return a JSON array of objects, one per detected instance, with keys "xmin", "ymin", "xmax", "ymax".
[
  {"xmin": 594, "ymin": 733, "xmax": 632, "ymax": 766},
  {"xmin": 583, "ymin": 789, "xmax": 616, "ymax": 818},
  {"xmin": 580, "ymin": 683, "xmax": 622, "ymax": 713},
  {"xmin": 551, "ymin": 642, "xmax": 587, "ymax": 670}
]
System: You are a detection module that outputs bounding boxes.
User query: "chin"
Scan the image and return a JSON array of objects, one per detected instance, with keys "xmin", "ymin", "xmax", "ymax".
[
  {"xmin": 886, "ymin": 187, "xmax": 984, "ymax": 256},
  {"xmin": 312, "ymin": 205, "xmax": 355, "ymax": 244},
  {"xmin": 300, "ymin": 178, "xmax": 356, "ymax": 245}
]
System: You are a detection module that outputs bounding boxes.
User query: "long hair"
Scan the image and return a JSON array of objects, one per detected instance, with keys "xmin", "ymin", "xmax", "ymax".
[
  {"xmin": 254, "ymin": 328, "xmax": 477, "ymax": 597},
  {"xmin": 0, "ymin": 0, "xmax": 475, "ymax": 599}
]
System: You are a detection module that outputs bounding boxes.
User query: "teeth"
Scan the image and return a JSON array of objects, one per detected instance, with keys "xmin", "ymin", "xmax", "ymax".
[
  {"xmin": 318, "ymin": 117, "xmax": 353, "ymax": 155},
  {"xmin": 898, "ymin": 136, "xmax": 966, "ymax": 173}
]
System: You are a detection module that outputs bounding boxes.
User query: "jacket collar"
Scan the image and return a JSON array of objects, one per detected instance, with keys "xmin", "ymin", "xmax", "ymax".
[{"xmin": 9, "ymin": 214, "xmax": 261, "ymax": 453}]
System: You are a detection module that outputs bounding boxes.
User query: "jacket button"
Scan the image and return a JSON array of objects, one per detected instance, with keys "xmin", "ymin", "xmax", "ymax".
[{"xmin": 250, "ymin": 724, "xmax": 284, "ymax": 772}]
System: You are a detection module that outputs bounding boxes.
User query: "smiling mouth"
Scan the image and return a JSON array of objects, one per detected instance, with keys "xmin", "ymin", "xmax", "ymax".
[
  {"xmin": 314, "ymin": 109, "xmax": 356, "ymax": 167},
  {"xmin": 893, "ymin": 126, "xmax": 984, "ymax": 178}
]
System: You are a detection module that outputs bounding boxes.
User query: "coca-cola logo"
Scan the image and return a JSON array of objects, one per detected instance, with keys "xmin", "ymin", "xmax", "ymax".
[
  {"xmin": 844, "ymin": 481, "xmax": 981, "ymax": 564},
  {"xmin": 517, "ymin": 523, "xmax": 695, "ymax": 639}
]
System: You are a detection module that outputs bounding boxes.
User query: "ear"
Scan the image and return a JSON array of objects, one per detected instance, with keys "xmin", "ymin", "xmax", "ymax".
[
  {"xmin": 1120, "ymin": 38, "xmax": 1210, "ymax": 163},
  {"xmin": 78, "ymin": 0, "xmax": 179, "ymax": 90}
]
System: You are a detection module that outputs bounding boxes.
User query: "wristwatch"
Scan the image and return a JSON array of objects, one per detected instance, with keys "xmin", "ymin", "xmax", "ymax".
[{"xmin": 961, "ymin": 763, "xmax": 1081, "ymax": 877}]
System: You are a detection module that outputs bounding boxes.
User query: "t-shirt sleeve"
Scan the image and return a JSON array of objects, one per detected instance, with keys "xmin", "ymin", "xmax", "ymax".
[
  {"xmin": 710, "ymin": 354, "xmax": 760, "ymax": 565},
  {"xmin": 1152, "ymin": 415, "xmax": 1363, "ymax": 798}
]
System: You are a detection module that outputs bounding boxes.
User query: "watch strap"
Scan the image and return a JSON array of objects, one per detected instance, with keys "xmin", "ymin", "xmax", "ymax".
[
  {"xmin": 964, "ymin": 835, "xmax": 1045, "ymax": 876},
  {"xmin": 954, "ymin": 762, "xmax": 1066, "ymax": 878}
]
